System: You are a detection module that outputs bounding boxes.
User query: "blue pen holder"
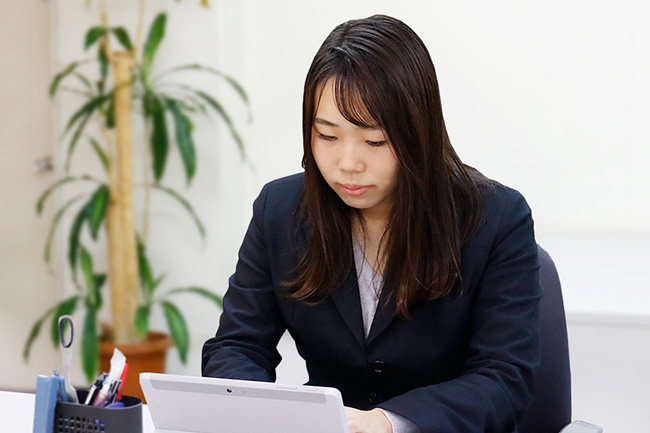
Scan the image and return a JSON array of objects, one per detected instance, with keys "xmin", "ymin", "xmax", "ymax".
[{"xmin": 53, "ymin": 390, "xmax": 142, "ymax": 433}]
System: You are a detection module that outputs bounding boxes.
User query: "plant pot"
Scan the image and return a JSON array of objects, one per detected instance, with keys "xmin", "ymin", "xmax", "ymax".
[{"xmin": 99, "ymin": 331, "xmax": 173, "ymax": 403}]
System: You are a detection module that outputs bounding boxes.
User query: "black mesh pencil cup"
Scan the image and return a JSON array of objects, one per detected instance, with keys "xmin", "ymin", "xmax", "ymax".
[{"xmin": 54, "ymin": 390, "xmax": 142, "ymax": 433}]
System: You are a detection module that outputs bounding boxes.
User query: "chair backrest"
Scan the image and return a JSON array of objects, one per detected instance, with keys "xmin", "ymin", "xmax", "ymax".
[{"xmin": 518, "ymin": 245, "xmax": 572, "ymax": 433}]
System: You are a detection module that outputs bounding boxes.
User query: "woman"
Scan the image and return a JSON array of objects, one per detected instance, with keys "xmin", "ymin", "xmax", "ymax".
[{"xmin": 202, "ymin": 14, "xmax": 540, "ymax": 433}]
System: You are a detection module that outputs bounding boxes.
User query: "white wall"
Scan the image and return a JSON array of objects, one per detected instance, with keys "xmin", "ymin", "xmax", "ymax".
[
  {"xmin": 0, "ymin": 0, "xmax": 60, "ymax": 391},
  {"xmin": 2, "ymin": 0, "xmax": 648, "ymax": 431},
  {"xmin": 233, "ymin": 0, "xmax": 650, "ymax": 234}
]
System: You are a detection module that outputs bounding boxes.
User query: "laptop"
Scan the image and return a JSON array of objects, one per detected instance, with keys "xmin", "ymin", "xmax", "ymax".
[{"xmin": 140, "ymin": 373, "xmax": 350, "ymax": 433}]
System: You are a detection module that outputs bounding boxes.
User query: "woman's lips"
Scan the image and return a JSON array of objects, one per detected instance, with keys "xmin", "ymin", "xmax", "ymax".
[{"xmin": 339, "ymin": 183, "xmax": 372, "ymax": 197}]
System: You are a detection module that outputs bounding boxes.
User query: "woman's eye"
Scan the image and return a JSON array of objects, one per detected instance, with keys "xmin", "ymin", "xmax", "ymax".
[
  {"xmin": 318, "ymin": 134, "xmax": 336, "ymax": 141},
  {"xmin": 366, "ymin": 140, "xmax": 386, "ymax": 147}
]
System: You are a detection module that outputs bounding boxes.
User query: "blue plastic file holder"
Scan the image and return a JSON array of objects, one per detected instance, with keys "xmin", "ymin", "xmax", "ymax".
[{"xmin": 54, "ymin": 390, "xmax": 142, "ymax": 433}]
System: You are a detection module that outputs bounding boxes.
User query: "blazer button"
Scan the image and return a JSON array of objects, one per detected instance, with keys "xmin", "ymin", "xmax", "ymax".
[
  {"xmin": 368, "ymin": 392, "xmax": 379, "ymax": 404},
  {"xmin": 373, "ymin": 360, "xmax": 385, "ymax": 373}
]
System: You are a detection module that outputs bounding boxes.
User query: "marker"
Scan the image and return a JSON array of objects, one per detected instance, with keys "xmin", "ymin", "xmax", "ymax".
[
  {"xmin": 116, "ymin": 363, "xmax": 129, "ymax": 401},
  {"xmin": 85, "ymin": 373, "xmax": 107, "ymax": 405}
]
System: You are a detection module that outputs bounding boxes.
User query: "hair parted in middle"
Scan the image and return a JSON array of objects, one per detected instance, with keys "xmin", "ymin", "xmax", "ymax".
[{"xmin": 286, "ymin": 14, "xmax": 487, "ymax": 317}]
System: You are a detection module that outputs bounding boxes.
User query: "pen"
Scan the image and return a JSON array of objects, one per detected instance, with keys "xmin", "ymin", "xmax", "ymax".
[
  {"xmin": 85, "ymin": 373, "xmax": 107, "ymax": 405},
  {"xmin": 105, "ymin": 379, "xmax": 122, "ymax": 406}
]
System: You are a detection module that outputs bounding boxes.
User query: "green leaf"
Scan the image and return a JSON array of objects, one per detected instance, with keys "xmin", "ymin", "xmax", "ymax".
[
  {"xmin": 174, "ymin": 99, "xmax": 198, "ymax": 113},
  {"xmin": 158, "ymin": 83, "xmax": 248, "ymax": 164},
  {"xmin": 105, "ymin": 98, "xmax": 115, "ymax": 128},
  {"xmin": 87, "ymin": 185, "xmax": 109, "ymax": 240},
  {"xmin": 142, "ymin": 13, "xmax": 167, "ymax": 83},
  {"xmin": 184, "ymin": 94, "xmax": 208, "ymax": 115},
  {"xmin": 153, "ymin": 274, "xmax": 166, "ymax": 291},
  {"xmin": 44, "ymin": 194, "xmax": 86, "ymax": 263},
  {"xmin": 151, "ymin": 184, "xmax": 205, "ymax": 239},
  {"xmin": 36, "ymin": 175, "xmax": 98, "ymax": 215},
  {"xmin": 150, "ymin": 97, "xmax": 169, "ymax": 182},
  {"xmin": 81, "ymin": 309, "xmax": 98, "ymax": 383},
  {"xmin": 142, "ymin": 90, "xmax": 154, "ymax": 117},
  {"xmin": 23, "ymin": 306, "xmax": 55, "ymax": 361},
  {"xmin": 68, "ymin": 200, "xmax": 92, "ymax": 274},
  {"xmin": 50, "ymin": 63, "xmax": 78, "ymax": 98},
  {"xmin": 161, "ymin": 301, "xmax": 189, "ymax": 363},
  {"xmin": 135, "ymin": 305, "xmax": 150, "ymax": 340},
  {"xmin": 79, "ymin": 246, "xmax": 101, "ymax": 309},
  {"xmin": 61, "ymin": 93, "xmax": 112, "ymax": 138},
  {"xmin": 79, "ymin": 245, "xmax": 94, "ymax": 290},
  {"xmin": 88, "ymin": 137, "xmax": 108, "ymax": 171},
  {"xmin": 50, "ymin": 297, "xmax": 80, "ymax": 347},
  {"xmin": 73, "ymin": 72, "xmax": 93, "ymax": 91},
  {"xmin": 154, "ymin": 64, "xmax": 251, "ymax": 117},
  {"xmin": 195, "ymin": 90, "xmax": 246, "ymax": 160},
  {"xmin": 98, "ymin": 45, "xmax": 109, "ymax": 82},
  {"xmin": 65, "ymin": 112, "xmax": 93, "ymax": 173},
  {"xmin": 111, "ymin": 27, "xmax": 133, "ymax": 51},
  {"xmin": 57, "ymin": 86, "xmax": 95, "ymax": 99},
  {"xmin": 137, "ymin": 237, "xmax": 155, "ymax": 302},
  {"xmin": 61, "ymin": 93, "xmax": 111, "ymax": 171},
  {"xmin": 84, "ymin": 26, "xmax": 107, "ymax": 50},
  {"xmin": 165, "ymin": 286, "xmax": 222, "ymax": 309},
  {"xmin": 165, "ymin": 98, "xmax": 196, "ymax": 184},
  {"xmin": 93, "ymin": 274, "xmax": 107, "ymax": 293},
  {"xmin": 96, "ymin": 79, "xmax": 105, "ymax": 96}
]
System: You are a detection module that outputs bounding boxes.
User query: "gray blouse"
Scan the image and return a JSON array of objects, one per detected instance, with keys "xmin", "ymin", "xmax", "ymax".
[{"xmin": 353, "ymin": 240, "xmax": 419, "ymax": 433}]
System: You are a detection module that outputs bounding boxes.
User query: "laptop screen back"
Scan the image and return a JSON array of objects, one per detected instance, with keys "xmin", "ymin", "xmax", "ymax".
[{"xmin": 140, "ymin": 373, "xmax": 350, "ymax": 433}]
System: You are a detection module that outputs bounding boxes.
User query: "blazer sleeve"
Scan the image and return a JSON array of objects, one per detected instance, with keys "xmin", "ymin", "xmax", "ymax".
[
  {"xmin": 377, "ymin": 188, "xmax": 542, "ymax": 433},
  {"xmin": 201, "ymin": 184, "xmax": 287, "ymax": 381}
]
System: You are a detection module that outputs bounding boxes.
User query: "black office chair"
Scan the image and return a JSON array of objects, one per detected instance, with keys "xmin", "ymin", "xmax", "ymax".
[{"xmin": 517, "ymin": 246, "xmax": 602, "ymax": 433}]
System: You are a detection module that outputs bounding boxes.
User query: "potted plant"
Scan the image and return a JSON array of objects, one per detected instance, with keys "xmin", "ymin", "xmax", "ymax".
[{"xmin": 23, "ymin": 0, "xmax": 249, "ymax": 400}]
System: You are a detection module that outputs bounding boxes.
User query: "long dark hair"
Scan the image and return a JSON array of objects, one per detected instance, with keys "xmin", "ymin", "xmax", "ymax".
[{"xmin": 287, "ymin": 15, "xmax": 485, "ymax": 317}]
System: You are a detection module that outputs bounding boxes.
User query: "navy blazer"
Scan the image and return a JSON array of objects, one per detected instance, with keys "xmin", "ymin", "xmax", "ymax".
[{"xmin": 202, "ymin": 173, "xmax": 541, "ymax": 433}]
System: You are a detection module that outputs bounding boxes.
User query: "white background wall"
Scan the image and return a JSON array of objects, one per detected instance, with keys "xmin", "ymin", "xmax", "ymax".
[
  {"xmin": 1, "ymin": 0, "xmax": 648, "ymax": 431},
  {"xmin": 0, "ymin": 0, "xmax": 62, "ymax": 395}
]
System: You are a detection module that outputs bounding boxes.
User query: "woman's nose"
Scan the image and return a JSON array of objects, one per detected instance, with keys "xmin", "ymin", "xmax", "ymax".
[{"xmin": 338, "ymin": 142, "xmax": 364, "ymax": 173}]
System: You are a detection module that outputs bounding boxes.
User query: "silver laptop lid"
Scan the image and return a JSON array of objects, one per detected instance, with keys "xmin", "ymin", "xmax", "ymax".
[{"xmin": 140, "ymin": 373, "xmax": 350, "ymax": 433}]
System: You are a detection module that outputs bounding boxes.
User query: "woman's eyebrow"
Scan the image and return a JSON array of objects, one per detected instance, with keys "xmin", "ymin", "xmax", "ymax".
[
  {"xmin": 314, "ymin": 117, "xmax": 382, "ymax": 131},
  {"xmin": 314, "ymin": 117, "xmax": 338, "ymax": 127}
]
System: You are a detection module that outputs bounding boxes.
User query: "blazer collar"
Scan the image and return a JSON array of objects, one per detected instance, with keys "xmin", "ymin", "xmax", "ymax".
[
  {"xmin": 330, "ymin": 266, "xmax": 365, "ymax": 348},
  {"xmin": 367, "ymin": 280, "xmax": 397, "ymax": 345},
  {"xmin": 330, "ymin": 265, "xmax": 397, "ymax": 347}
]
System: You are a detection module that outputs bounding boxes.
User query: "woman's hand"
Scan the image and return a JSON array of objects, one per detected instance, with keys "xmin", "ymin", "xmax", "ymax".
[{"xmin": 345, "ymin": 407, "xmax": 393, "ymax": 433}]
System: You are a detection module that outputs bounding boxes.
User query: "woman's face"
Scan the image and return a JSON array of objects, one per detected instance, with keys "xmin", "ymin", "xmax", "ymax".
[{"xmin": 311, "ymin": 78, "xmax": 399, "ymax": 222}]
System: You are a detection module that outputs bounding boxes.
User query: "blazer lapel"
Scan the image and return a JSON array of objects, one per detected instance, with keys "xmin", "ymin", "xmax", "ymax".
[
  {"xmin": 330, "ymin": 266, "xmax": 399, "ymax": 347},
  {"xmin": 366, "ymin": 284, "xmax": 397, "ymax": 345},
  {"xmin": 329, "ymin": 265, "xmax": 366, "ymax": 348}
]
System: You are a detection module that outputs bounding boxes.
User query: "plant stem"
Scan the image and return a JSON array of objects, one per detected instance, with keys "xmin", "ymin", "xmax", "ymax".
[
  {"xmin": 134, "ymin": 0, "xmax": 152, "ymax": 245},
  {"xmin": 111, "ymin": 52, "xmax": 140, "ymax": 344},
  {"xmin": 99, "ymin": 0, "xmax": 112, "ymax": 62},
  {"xmin": 102, "ymin": 119, "xmax": 130, "ymax": 342},
  {"xmin": 135, "ymin": 0, "xmax": 146, "ymax": 60},
  {"xmin": 142, "ymin": 119, "xmax": 152, "ymax": 245},
  {"xmin": 97, "ymin": 0, "xmax": 140, "ymax": 344}
]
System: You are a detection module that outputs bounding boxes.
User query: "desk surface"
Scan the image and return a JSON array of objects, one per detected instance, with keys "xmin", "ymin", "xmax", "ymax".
[{"xmin": 1, "ymin": 390, "xmax": 155, "ymax": 433}]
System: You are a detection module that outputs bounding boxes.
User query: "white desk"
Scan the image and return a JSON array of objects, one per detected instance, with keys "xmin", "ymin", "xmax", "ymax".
[{"xmin": 0, "ymin": 390, "xmax": 155, "ymax": 432}]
